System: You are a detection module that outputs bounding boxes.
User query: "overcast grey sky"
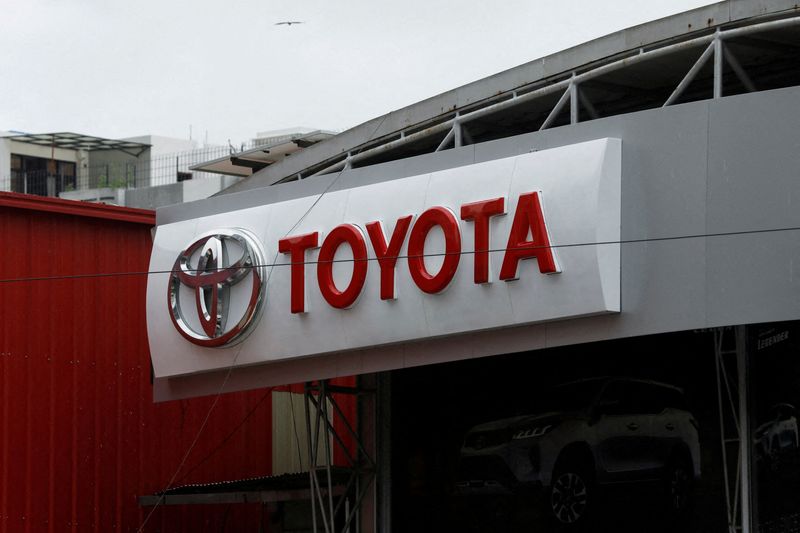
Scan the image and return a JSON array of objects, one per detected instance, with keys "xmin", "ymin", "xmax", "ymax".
[{"xmin": 1, "ymin": 0, "xmax": 715, "ymax": 145}]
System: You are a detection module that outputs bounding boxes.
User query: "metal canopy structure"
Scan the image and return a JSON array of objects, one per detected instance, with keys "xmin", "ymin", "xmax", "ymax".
[
  {"xmin": 139, "ymin": 380, "xmax": 376, "ymax": 533},
  {"xmin": 293, "ymin": 15, "xmax": 800, "ymax": 181},
  {"xmin": 5, "ymin": 132, "xmax": 151, "ymax": 156},
  {"xmin": 217, "ymin": 1, "xmax": 800, "ymax": 193},
  {"xmin": 138, "ymin": 470, "xmax": 351, "ymax": 507},
  {"xmin": 190, "ymin": 131, "xmax": 335, "ymax": 177},
  {"xmin": 303, "ymin": 380, "xmax": 376, "ymax": 533}
]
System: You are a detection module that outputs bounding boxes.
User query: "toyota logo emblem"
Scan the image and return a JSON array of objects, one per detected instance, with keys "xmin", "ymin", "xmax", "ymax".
[{"xmin": 168, "ymin": 229, "xmax": 266, "ymax": 347}]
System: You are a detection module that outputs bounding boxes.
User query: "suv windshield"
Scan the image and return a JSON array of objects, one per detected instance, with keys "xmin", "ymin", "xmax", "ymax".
[{"xmin": 532, "ymin": 379, "xmax": 606, "ymax": 414}]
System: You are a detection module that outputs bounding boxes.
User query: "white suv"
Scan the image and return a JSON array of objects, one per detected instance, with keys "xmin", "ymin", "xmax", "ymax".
[
  {"xmin": 755, "ymin": 403, "xmax": 799, "ymax": 472},
  {"xmin": 456, "ymin": 377, "xmax": 701, "ymax": 527}
]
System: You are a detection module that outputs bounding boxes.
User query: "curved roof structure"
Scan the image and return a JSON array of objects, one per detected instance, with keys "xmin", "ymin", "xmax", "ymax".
[{"xmin": 223, "ymin": 0, "xmax": 800, "ymax": 194}]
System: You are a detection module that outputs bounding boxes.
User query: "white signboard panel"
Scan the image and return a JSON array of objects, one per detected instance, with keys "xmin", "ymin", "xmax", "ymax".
[{"xmin": 147, "ymin": 138, "xmax": 621, "ymax": 379}]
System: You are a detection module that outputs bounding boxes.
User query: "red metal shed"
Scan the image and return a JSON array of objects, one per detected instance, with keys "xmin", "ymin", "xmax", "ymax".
[{"xmin": 0, "ymin": 193, "xmax": 287, "ymax": 532}]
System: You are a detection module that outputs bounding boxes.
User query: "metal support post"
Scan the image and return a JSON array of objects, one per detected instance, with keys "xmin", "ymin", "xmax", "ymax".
[
  {"xmin": 569, "ymin": 78, "xmax": 579, "ymax": 124},
  {"xmin": 305, "ymin": 384, "xmax": 323, "ymax": 533},
  {"xmin": 736, "ymin": 325, "xmax": 751, "ymax": 532},
  {"xmin": 376, "ymin": 373, "xmax": 391, "ymax": 533},
  {"xmin": 304, "ymin": 380, "xmax": 377, "ymax": 533},
  {"xmin": 321, "ymin": 381, "xmax": 336, "ymax": 528},
  {"xmin": 435, "ymin": 128, "xmax": 455, "ymax": 152},
  {"xmin": 714, "ymin": 326, "xmax": 752, "ymax": 533},
  {"xmin": 540, "ymin": 86, "xmax": 571, "ymax": 131},
  {"xmin": 305, "ymin": 385, "xmax": 321, "ymax": 533},
  {"xmin": 714, "ymin": 31, "xmax": 723, "ymax": 99},
  {"xmin": 715, "ymin": 331, "xmax": 734, "ymax": 532},
  {"xmin": 663, "ymin": 41, "xmax": 715, "ymax": 107}
]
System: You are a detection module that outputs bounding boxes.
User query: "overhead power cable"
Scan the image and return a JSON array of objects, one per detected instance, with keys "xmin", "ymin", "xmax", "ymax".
[{"xmin": 4, "ymin": 224, "xmax": 800, "ymax": 285}]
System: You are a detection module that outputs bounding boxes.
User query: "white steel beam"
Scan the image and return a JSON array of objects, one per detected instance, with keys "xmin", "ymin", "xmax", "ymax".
[{"xmin": 298, "ymin": 15, "xmax": 800, "ymax": 180}]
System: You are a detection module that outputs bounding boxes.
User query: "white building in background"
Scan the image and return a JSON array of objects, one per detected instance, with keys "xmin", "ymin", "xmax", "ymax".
[
  {"xmin": 65, "ymin": 128, "xmax": 334, "ymax": 209},
  {"xmin": 0, "ymin": 131, "xmax": 151, "ymax": 198},
  {"xmin": 0, "ymin": 128, "xmax": 336, "ymax": 209}
]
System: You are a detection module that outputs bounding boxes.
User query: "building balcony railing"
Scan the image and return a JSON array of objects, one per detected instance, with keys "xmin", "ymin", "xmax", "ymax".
[
  {"xmin": 5, "ymin": 170, "xmax": 77, "ymax": 197},
  {"xmin": 2, "ymin": 143, "xmax": 258, "ymax": 198}
]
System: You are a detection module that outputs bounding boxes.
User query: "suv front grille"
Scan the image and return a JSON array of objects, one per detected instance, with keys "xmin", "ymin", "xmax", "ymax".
[{"xmin": 456, "ymin": 456, "xmax": 517, "ymax": 488}]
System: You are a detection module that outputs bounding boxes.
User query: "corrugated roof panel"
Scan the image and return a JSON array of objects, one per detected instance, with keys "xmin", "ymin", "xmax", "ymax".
[{"xmin": 0, "ymin": 200, "xmax": 275, "ymax": 530}]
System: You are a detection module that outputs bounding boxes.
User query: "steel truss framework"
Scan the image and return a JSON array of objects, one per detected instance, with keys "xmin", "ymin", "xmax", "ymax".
[
  {"xmin": 304, "ymin": 380, "xmax": 376, "ymax": 533},
  {"xmin": 303, "ymin": 330, "xmax": 757, "ymax": 533},
  {"xmin": 275, "ymin": 13, "xmax": 800, "ymax": 184},
  {"xmin": 714, "ymin": 326, "xmax": 753, "ymax": 533}
]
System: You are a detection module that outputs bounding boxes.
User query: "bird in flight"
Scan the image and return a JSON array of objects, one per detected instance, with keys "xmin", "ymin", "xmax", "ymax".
[{"xmin": 275, "ymin": 21, "xmax": 304, "ymax": 26}]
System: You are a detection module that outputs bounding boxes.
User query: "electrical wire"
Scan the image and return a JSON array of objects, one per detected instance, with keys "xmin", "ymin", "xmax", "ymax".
[
  {"xmin": 121, "ymin": 220, "xmax": 800, "ymax": 528},
  {"xmin": 4, "ymin": 224, "xmax": 800, "ymax": 285},
  {"xmin": 136, "ymin": 360, "xmax": 240, "ymax": 531},
  {"xmin": 19, "ymin": 211, "xmax": 796, "ymax": 530},
  {"xmin": 172, "ymin": 386, "xmax": 275, "ymax": 486},
  {"xmin": 287, "ymin": 390, "xmax": 306, "ymax": 469},
  {"xmin": 135, "ymin": 115, "xmax": 389, "ymax": 531}
]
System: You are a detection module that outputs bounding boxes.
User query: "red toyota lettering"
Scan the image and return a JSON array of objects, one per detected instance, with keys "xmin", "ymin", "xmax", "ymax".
[
  {"xmin": 278, "ymin": 232, "xmax": 319, "ymax": 313},
  {"xmin": 499, "ymin": 191, "xmax": 559, "ymax": 280},
  {"xmin": 365, "ymin": 215, "xmax": 413, "ymax": 300},
  {"xmin": 460, "ymin": 197, "xmax": 506, "ymax": 284},
  {"xmin": 317, "ymin": 224, "xmax": 368, "ymax": 309},
  {"xmin": 407, "ymin": 207, "xmax": 461, "ymax": 293}
]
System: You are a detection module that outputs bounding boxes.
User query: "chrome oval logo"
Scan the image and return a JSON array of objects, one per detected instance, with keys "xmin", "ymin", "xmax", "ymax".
[{"xmin": 168, "ymin": 229, "xmax": 266, "ymax": 347}]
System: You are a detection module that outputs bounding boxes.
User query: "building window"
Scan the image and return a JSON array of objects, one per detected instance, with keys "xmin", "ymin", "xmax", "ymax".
[{"xmin": 10, "ymin": 154, "xmax": 77, "ymax": 197}]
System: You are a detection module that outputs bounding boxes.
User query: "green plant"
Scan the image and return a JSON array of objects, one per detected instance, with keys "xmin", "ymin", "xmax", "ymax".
[{"xmin": 96, "ymin": 175, "xmax": 128, "ymax": 189}]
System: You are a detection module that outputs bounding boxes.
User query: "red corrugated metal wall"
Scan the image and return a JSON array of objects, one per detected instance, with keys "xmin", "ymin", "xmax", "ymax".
[{"xmin": 0, "ymin": 194, "xmax": 357, "ymax": 532}]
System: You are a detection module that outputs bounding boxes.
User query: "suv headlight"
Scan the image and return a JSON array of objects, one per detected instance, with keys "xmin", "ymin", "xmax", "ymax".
[{"xmin": 512, "ymin": 424, "xmax": 555, "ymax": 440}]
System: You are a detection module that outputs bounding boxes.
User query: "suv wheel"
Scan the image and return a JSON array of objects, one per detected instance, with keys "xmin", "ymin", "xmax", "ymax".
[{"xmin": 550, "ymin": 468, "xmax": 591, "ymax": 526}]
